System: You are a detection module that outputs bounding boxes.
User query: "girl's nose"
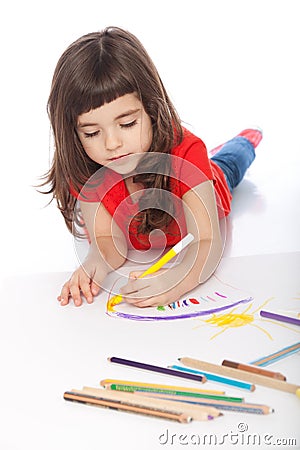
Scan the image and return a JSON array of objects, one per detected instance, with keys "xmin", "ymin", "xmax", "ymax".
[{"xmin": 105, "ymin": 131, "xmax": 122, "ymax": 151}]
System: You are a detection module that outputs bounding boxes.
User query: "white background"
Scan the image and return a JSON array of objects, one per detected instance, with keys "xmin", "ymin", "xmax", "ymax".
[
  {"xmin": 1, "ymin": 2, "xmax": 300, "ymax": 449},
  {"xmin": 1, "ymin": 0, "xmax": 299, "ymax": 280}
]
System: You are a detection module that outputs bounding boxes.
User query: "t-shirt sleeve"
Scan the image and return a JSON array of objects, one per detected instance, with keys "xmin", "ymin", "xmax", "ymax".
[{"xmin": 173, "ymin": 133, "xmax": 214, "ymax": 197}]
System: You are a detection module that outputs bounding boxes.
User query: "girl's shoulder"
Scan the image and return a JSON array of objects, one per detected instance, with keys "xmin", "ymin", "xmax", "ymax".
[
  {"xmin": 170, "ymin": 127, "xmax": 213, "ymax": 193},
  {"xmin": 171, "ymin": 127, "xmax": 207, "ymax": 158}
]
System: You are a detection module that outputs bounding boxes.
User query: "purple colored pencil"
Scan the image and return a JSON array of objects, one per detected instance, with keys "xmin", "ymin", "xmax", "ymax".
[
  {"xmin": 260, "ymin": 310, "xmax": 300, "ymax": 326},
  {"xmin": 108, "ymin": 357, "xmax": 207, "ymax": 383}
]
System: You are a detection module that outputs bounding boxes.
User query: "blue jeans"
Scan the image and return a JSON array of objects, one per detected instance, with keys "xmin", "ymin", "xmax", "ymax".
[{"xmin": 211, "ymin": 136, "xmax": 256, "ymax": 192}]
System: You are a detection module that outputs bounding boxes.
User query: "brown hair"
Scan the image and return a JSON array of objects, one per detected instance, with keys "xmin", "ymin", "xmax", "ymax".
[{"xmin": 41, "ymin": 26, "xmax": 183, "ymax": 235}]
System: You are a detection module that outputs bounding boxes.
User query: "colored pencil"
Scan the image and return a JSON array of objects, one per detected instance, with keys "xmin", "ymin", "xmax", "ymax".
[
  {"xmin": 221, "ymin": 359, "xmax": 286, "ymax": 381},
  {"xmin": 101, "ymin": 381, "xmax": 243, "ymax": 402},
  {"xmin": 134, "ymin": 391, "xmax": 274, "ymax": 414},
  {"xmin": 107, "ymin": 233, "xmax": 194, "ymax": 310},
  {"xmin": 108, "ymin": 357, "xmax": 207, "ymax": 383},
  {"xmin": 249, "ymin": 342, "xmax": 300, "ymax": 367},
  {"xmin": 100, "ymin": 379, "xmax": 225, "ymax": 395},
  {"xmin": 260, "ymin": 310, "xmax": 300, "ymax": 326},
  {"xmin": 179, "ymin": 357, "xmax": 300, "ymax": 394},
  {"xmin": 64, "ymin": 390, "xmax": 192, "ymax": 423},
  {"xmin": 80, "ymin": 387, "xmax": 221, "ymax": 420},
  {"xmin": 169, "ymin": 365, "xmax": 255, "ymax": 392}
]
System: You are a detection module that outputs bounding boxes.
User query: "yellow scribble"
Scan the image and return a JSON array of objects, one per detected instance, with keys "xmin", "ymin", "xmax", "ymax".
[
  {"xmin": 194, "ymin": 297, "xmax": 275, "ymax": 340},
  {"xmin": 194, "ymin": 296, "xmax": 300, "ymax": 340},
  {"xmin": 206, "ymin": 311, "xmax": 254, "ymax": 327},
  {"xmin": 107, "ymin": 294, "xmax": 123, "ymax": 312}
]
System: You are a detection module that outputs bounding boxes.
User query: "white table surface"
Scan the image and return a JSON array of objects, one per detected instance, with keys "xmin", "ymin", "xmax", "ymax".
[{"xmin": 1, "ymin": 252, "xmax": 299, "ymax": 450}]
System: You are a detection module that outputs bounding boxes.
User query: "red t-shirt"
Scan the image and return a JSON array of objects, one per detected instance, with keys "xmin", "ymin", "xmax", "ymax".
[{"xmin": 73, "ymin": 128, "xmax": 232, "ymax": 249}]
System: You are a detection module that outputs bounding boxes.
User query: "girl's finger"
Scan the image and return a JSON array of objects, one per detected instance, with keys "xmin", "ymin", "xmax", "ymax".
[
  {"xmin": 69, "ymin": 281, "xmax": 83, "ymax": 306},
  {"xmin": 127, "ymin": 297, "xmax": 158, "ymax": 308},
  {"xmin": 91, "ymin": 281, "xmax": 100, "ymax": 296},
  {"xmin": 120, "ymin": 277, "xmax": 150, "ymax": 296},
  {"xmin": 59, "ymin": 283, "xmax": 71, "ymax": 306},
  {"xmin": 125, "ymin": 292, "xmax": 170, "ymax": 308},
  {"xmin": 79, "ymin": 277, "xmax": 93, "ymax": 304}
]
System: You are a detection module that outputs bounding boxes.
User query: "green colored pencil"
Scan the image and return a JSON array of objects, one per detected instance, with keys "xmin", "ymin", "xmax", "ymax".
[{"xmin": 103, "ymin": 382, "xmax": 244, "ymax": 403}]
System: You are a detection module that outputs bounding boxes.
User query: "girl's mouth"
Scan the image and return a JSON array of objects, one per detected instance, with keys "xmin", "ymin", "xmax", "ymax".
[{"xmin": 109, "ymin": 154, "xmax": 130, "ymax": 161}]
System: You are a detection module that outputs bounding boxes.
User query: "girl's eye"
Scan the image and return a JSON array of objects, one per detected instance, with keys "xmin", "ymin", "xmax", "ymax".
[
  {"xmin": 84, "ymin": 131, "xmax": 99, "ymax": 138},
  {"xmin": 120, "ymin": 120, "xmax": 137, "ymax": 129}
]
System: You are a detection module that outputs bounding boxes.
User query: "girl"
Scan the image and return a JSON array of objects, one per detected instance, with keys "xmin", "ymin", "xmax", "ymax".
[{"xmin": 43, "ymin": 26, "xmax": 262, "ymax": 308}]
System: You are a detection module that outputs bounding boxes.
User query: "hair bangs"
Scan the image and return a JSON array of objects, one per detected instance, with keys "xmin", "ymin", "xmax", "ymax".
[{"xmin": 72, "ymin": 56, "xmax": 138, "ymax": 118}]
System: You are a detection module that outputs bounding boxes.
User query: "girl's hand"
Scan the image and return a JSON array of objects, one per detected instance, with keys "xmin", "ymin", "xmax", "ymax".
[
  {"xmin": 120, "ymin": 269, "xmax": 179, "ymax": 308},
  {"xmin": 58, "ymin": 264, "xmax": 106, "ymax": 307}
]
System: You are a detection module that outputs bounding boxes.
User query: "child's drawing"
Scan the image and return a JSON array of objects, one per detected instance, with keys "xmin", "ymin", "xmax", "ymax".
[
  {"xmin": 106, "ymin": 274, "xmax": 253, "ymax": 321},
  {"xmin": 193, "ymin": 296, "xmax": 300, "ymax": 340}
]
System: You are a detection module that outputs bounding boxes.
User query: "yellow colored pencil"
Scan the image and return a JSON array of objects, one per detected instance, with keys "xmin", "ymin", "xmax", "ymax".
[
  {"xmin": 107, "ymin": 233, "xmax": 194, "ymax": 311},
  {"xmin": 100, "ymin": 379, "xmax": 225, "ymax": 395}
]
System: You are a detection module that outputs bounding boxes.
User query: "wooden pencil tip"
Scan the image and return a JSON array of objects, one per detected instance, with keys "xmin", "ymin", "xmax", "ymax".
[{"xmin": 250, "ymin": 384, "xmax": 256, "ymax": 392}]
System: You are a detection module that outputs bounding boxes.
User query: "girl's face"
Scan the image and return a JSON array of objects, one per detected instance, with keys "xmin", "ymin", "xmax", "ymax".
[{"xmin": 77, "ymin": 93, "xmax": 153, "ymax": 175}]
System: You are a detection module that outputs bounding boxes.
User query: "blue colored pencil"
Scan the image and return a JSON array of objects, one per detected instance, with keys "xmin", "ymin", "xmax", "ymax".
[
  {"xmin": 178, "ymin": 358, "xmax": 299, "ymax": 394},
  {"xmin": 249, "ymin": 341, "xmax": 300, "ymax": 367},
  {"xmin": 169, "ymin": 365, "xmax": 255, "ymax": 392},
  {"xmin": 135, "ymin": 391, "xmax": 273, "ymax": 414}
]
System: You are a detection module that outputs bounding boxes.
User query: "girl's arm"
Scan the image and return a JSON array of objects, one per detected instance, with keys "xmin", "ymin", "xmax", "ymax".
[
  {"xmin": 58, "ymin": 201, "xmax": 128, "ymax": 306},
  {"xmin": 120, "ymin": 180, "xmax": 223, "ymax": 307}
]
